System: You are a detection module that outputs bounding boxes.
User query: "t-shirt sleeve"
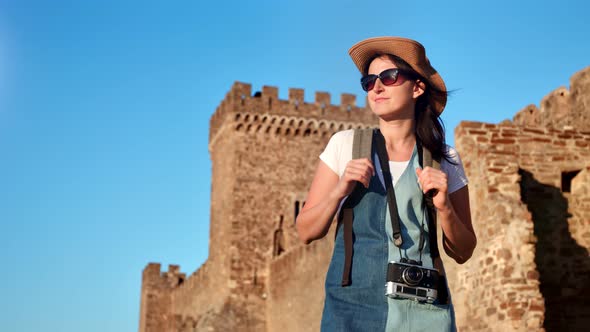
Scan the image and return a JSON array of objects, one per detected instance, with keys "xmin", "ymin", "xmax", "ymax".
[
  {"xmin": 319, "ymin": 129, "xmax": 354, "ymax": 177},
  {"xmin": 441, "ymin": 146, "xmax": 469, "ymax": 194}
]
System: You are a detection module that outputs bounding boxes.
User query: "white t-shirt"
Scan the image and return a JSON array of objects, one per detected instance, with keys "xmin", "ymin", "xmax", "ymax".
[{"xmin": 319, "ymin": 129, "xmax": 468, "ymax": 193}]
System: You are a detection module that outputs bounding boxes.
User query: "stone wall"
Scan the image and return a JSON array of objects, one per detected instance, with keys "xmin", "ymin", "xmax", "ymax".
[
  {"xmin": 453, "ymin": 122, "xmax": 545, "ymax": 331},
  {"xmin": 267, "ymin": 231, "xmax": 334, "ymax": 332},
  {"xmin": 451, "ymin": 67, "xmax": 590, "ymax": 331}
]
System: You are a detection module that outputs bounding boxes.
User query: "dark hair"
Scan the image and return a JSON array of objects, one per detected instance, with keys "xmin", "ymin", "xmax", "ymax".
[{"xmin": 365, "ymin": 54, "xmax": 454, "ymax": 164}]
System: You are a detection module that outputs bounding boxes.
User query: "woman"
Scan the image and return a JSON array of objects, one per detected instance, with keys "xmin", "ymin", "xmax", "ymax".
[{"xmin": 296, "ymin": 37, "xmax": 477, "ymax": 331}]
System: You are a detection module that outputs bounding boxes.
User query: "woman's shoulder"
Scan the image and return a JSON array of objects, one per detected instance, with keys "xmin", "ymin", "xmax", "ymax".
[
  {"xmin": 440, "ymin": 144, "xmax": 468, "ymax": 193},
  {"xmin": 320, "ymin": 129, "xmax": 355, "ymax": 177},
  {"xmin": 325, "ymin": 129, "xmax": 355, "ymax": 150},
  {"xmin": 442, "ymin": 144, "xmax": 461, "ymax": 164},
  {"xmin": 330, "ymin": 129, "xmax": 355, "ymax": 142}
]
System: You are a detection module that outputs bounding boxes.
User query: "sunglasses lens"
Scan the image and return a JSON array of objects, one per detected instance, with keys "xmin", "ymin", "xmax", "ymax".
[
  {"xmin": 360, "ymin": 69, "xmax": 402, "ymax": 91},
  {"xmin": 379, "ymin": 69, "xmax": 399, "ymax": 86},
  {"xmin": 361, "ymin": 75, "xmax": 377, "ymax": 92}
]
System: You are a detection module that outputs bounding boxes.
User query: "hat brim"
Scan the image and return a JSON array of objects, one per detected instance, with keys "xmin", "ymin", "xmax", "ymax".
[{"xmin": 349, "ymin": 36, "xmax": 447, "ymax": 114}]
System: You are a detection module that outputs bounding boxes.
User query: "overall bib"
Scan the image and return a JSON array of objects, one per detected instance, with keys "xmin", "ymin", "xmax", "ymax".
[{"xmin": 321, "ymin": 144, "xmax": 456, "ymax": 332}]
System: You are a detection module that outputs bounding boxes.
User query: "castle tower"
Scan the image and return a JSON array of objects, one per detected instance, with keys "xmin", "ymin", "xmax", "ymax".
[{"xmin": 204, "ymin": 82, "xmax": 377, "ymax": 330}]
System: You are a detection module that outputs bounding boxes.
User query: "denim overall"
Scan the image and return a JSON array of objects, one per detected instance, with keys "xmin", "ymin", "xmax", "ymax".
[{"xmin": 321, "ymin": 144, "xmax": 456, "ymax": 332}]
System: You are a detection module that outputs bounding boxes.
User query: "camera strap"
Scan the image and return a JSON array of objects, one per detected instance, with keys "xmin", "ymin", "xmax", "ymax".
[
  {"xmin": 374, "ymin": 130, "xmax": 428, "ymax": 262},
  {"xmin": 373, "ymin": 131, "xmax": 404, "ymax": 248}
]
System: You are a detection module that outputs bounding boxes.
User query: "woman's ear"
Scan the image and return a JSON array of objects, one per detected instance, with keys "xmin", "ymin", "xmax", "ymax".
[{"xmin": 413, "ymin": 80, "xmax": 426, "ymax": 99}]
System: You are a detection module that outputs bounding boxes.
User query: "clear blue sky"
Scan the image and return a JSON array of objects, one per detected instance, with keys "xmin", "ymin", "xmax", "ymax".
[{"xmin": 0, "ymin": 1, "xmax": 588, "ymax": 331}]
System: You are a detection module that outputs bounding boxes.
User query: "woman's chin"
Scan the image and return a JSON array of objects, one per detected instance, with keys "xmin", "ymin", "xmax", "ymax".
[
  {"xmin": 372, "ymin": 109, "xmax": 413, "ymax": 122},
  {"xmin": 371, "ymin": 106, "xmax": 393, "ymax": 116}
]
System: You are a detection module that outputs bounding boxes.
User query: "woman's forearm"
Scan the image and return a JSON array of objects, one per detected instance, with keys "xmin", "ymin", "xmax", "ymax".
[
  {"xmin": 437, "ymin": 202, "xmax": 477, "ymax": 264},
  {"xmin": 296, "ymin": 190, "xmax": 344, "ymax": 244}
]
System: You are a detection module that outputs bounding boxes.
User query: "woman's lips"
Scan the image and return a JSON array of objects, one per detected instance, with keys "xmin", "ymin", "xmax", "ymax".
[{"xmin": 374, "ymin": 97, "xmax": 389, "ymax": 103}]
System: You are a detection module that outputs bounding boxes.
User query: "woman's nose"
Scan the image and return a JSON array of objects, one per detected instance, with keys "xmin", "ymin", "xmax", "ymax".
[{"xmin": 373, "ymin": 78, "xmax": 385, "ymax": 93}]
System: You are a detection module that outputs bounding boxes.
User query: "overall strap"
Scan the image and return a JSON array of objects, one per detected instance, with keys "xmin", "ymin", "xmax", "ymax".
[{"xmin": 338, "ymin": 128, "xmax": 374, "ymax": 286}]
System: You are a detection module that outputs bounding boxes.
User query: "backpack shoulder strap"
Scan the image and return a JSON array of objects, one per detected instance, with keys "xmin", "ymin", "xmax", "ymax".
[
  {"xmin": 338, "ymin": 127, "xmax": 374, "ymax": 286},
  {"xmin": 419, "ymin": 144, "xmax": 442, "ymax": 260},
  {"xmin": 352, "ymin": 127, "xmax": 374, "ymax": 160},
  {"xmin": 421, "ymin": 146, "xmax": 441, "ymax": 171}
]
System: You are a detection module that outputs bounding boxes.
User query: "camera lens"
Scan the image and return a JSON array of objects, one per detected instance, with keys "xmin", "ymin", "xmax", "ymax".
[{"xmin": 402, "ymin": 266, "xmax": 423, "ymax": 286}]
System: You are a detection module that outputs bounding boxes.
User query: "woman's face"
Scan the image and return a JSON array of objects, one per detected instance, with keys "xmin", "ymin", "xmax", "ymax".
[{"xmin": 365, "ymin": 56, "xmax": 423, "ymax": 120}]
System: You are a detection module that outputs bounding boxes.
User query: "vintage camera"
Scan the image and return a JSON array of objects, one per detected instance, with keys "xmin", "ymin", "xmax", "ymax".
[{"xmin": 385, "ymin": 259, "xmax": 440, "ymax": 303}]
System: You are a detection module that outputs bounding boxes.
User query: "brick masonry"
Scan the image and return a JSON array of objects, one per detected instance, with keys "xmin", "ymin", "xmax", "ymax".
[{"xmin": 138, "ymin": 66, "xmax": 590, "ymax": 331}]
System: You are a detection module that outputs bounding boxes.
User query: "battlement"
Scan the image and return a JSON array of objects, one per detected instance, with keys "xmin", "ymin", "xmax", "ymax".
[
  {"xmin": 209, "ymin": 82, "xmax": 377, "ymax": 147},
  {"xmin": 221, "ymin": 81, "xmax": 361, "ymax": 110},
  {"xmin": 513, "ymin": 66, "xmax": 590, "ymax": 131},
  {"xmin": 171, "ymin": 261, "xmax": 212, "ymax": 296},
  {"xmin": 167, "ymin": 260, "xmax": 231, "ymax": 321},
  {"xmin": 142, "ymin": 263, "xmax": 186, "ymax": 290}
]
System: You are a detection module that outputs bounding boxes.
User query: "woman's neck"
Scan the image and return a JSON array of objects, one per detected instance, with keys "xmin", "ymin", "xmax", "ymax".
[{"xmin": 379, "ymin": 118, "xmax": 416, "ymax": 161}]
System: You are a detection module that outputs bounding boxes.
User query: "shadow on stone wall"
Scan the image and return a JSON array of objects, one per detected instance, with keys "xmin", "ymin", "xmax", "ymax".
[{"xmin": 519, "ymin": 169, "xmax": 590, "ymax": 332}]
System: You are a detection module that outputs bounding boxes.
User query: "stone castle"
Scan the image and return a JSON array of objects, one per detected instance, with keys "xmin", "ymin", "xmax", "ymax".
[{"xmin": 138, "ymin": 66, "xmax": 590, "ymax": 332}]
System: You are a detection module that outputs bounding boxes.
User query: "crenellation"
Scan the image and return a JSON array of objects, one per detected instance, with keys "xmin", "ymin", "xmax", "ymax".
[
  {"xmin": 262, "ymin": 85, "xmax": 279, "ymax": 100},
  {"xmin": 540, "ymin": 86, "xmax": 570, "ymax": 128},
  {"xmin": 340, "ymin": 93, "xmax": 356, "ymax": 110},
  {"xmin": 315, "ymin": 91, "xmax": 330, "ymax": 107},
  {"xmin": 141, "ymin": 263, "xmax": 185, "ymax": 289},
  {"xmin": 143, "ymin": 262, "xmax": 162, "ymax": 278},
  {"xmin": 288, "ymin": 88, "xmax": 304, "ymax": 106},
  {"xmin": 570, "ymin": 66, "xmax": 590, "ymax": 128},
  {"xmin": 167, "ymin": 264, "xmax": 181, "ymax": 275},
  {"xmin": 513, "ymin": 104, "xmax": 540, "ymax": 127},
  {"xmin": 231, "ymin": 81, "xmax": 253, "ymax": 99}
]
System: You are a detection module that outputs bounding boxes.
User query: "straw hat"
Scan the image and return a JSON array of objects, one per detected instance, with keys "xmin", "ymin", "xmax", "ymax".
[{"xmin": 348, "ymin": 36, "xmax": 447, "ymax": 114}]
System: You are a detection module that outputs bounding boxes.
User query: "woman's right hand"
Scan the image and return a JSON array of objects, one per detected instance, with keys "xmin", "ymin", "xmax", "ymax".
[
  {"xmin": 296, "ymin": 158, "xmax": 374, "ymax": 244},
  {"xmin": 332, "ymin": 158, "xmax": 375, "ymax": 199}
]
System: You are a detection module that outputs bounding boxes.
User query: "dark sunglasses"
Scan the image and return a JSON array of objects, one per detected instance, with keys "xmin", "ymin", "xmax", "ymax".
[{"xmin": 360, "ymin": 68, "xmax": 414, "ymax": 92}]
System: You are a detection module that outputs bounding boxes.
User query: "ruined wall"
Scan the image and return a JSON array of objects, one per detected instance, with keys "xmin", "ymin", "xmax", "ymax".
[
  {"xmin": 454, "ymin": 122, "xmax": 546, "ymax": 331},
  {"xmin": 451, "ymin": 66, "xmax": 590, "ymax": 332}
]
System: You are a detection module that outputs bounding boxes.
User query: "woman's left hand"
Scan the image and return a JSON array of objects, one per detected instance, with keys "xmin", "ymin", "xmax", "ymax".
[{"xmin": 415, "ymin": 167, "xmax": 451, "ymax": 212}]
